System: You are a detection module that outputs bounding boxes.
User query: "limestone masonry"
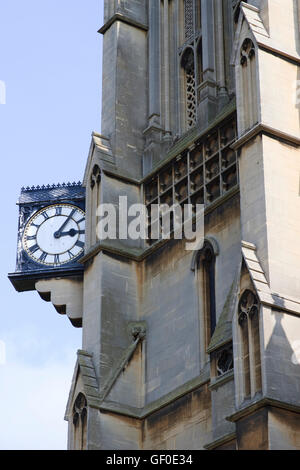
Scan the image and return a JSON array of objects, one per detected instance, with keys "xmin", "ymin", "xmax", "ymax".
[{"xmin": 11, "ymin": 0, "xmax": 300, "ymax": 450}]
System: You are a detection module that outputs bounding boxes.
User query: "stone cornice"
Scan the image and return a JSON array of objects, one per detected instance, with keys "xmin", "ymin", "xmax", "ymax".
[
  {"xmin": 227, "ymin": 397, "xmax": 300, "ymax": 423},
  {"xmin": 209, "ymin": 371, "xmax": 234, "ymax": 391},
  {"xmin": 257, "ymin": 42, "xmax": 300, "ymax": 66},
  {"xmin": 143, "ymin": 100, "xmax": 236, "ymax": 183},
  {"xmin": 96, "ymin": 101, "xmax": 237, "ymax": 187},
  {"xmin": 231, "ymin": 123, "xmax": 300, "ymax": 151},
  {"xmin": 204, "ymin": 432, "xmax": 236, "ymax": 451},
  {"xmin": 98, "ymin": 368, "xmax": 210, "ymax": 419},
  {"xmin": 79, "ymin": 187, "xmax": 240, "ymax": 265},
  {"xmin": 242, "ymin": 241, "xmax": 300, "ymax": 317},
  {"xmin": 98, "ymin": 13, "xmax": 148, "ymax": 35}
]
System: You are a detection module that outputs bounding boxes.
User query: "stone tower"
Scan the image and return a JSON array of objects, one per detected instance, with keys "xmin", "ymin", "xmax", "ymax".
[{"xmin": 21, "ymin": 0, "xmax": 300, "ymax": 449}]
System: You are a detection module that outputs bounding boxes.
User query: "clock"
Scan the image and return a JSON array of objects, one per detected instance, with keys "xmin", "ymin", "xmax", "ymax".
[
  {"xmin": 23, "ymin": 203, "xmax": 85, "ymax": 267},
  {"xmin": 9, "ymin": 182, "xmax": 86, "ymax": 292}
]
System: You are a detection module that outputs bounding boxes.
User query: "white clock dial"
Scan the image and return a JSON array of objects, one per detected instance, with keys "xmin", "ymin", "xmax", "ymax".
[{"xmin": 23, "ymin": 204, "xmax": 85, "ymax": 266}]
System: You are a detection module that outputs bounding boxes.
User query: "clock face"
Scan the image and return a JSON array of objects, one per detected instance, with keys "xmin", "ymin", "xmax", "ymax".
[{"xmin": 23, "ymin": 204, "xmax": 85, "ymax": 267}]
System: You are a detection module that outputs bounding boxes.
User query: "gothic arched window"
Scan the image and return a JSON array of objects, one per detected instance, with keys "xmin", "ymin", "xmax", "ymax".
[
  {"xmin": 182, "ymin": 48, "xmax": 196, "ymax": 129},
  {"xmin": 197, "ymin": 240, "xmax": 217, "ymax": 354},
  {"xmin": 88, "ymin": 164, "xmax": 101, "ymax": 247},
  {"xmin": 73, "ymin": 393, "xmax": 87, "ymax": 450},
  {"xmin": 240, "ymin": 38, "xmax": 258, "ymax": 133},
  {"xmin": 180, "ymin": 1, "xmax": 203, "ymax": 130},
  {"xmin": 196, "ymin": 39, "xmax": 203, "ymax": 86},
  {"xmin": 184, "ymin": 0, "xmax": 201, "ymax": 40},
  {"xmin": 238, "ymin": 290, "xmax": 262, "ymax": 400}
]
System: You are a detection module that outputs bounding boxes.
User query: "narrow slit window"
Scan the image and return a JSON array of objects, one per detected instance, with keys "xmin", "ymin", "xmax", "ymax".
[{"xmin": 198, "ymin": 241, "xmax": 217, "ymax": 349}]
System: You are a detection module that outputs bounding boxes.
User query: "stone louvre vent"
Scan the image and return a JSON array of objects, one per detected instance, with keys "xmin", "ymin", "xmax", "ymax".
[{"xmin": 144, "ymin": 116, "xmax": 238, "ymax": 242}]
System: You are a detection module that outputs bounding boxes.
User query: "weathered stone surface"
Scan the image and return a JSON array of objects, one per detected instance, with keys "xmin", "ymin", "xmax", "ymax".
[{"xmin": 18, "ymin": 0, "xmax": 300, "ymax": 450}]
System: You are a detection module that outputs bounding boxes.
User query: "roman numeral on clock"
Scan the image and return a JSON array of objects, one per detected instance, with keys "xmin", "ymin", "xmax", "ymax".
[
  {"xmin": 41, "ymin": 211, "xmax": 49, "ymax": 220},
  {"xmin": 39, "ymin": 252, "xmax": 48, "ymax": 262},
  {"xmin": 56, "ymin": 207, "xmax": 62, "ymax": 216},
  {"xmin": 27, "ymin": 235, "xmax": 37, "ymax": 241},
  {"xmin": 29, "ymin": 244, "xmax": 39, "ymax": 254},
  {"xmin": 75, "ymin": 241, "xmax": 84, "ymax": 249},
  {"xmin": 54, "ymin": 254, "xmax": 60, "ymax": 264},
  {"xmin": 68, "ymin": 250, "xmax": 74, "ymax": 259},
  {"xmin": 77, "ymin": 217, "xmax": 85, "ymax": 224}
]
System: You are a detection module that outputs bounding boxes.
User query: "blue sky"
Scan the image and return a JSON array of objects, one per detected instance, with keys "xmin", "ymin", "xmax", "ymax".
[{"xmin": 0, "ymin": 1, "xmax": 103, "ymax": 449}]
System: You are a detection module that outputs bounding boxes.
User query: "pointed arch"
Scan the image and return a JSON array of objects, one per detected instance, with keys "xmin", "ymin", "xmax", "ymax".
[
  {"xmin": 193, "ymin": 238, "xmax": 219, "ymax": 363},
  {"xmin": 73, "ymin": 392, "xmax": 88, "ymax": 450},
  {"xmin": 238, "ymin": 289, "xmax": 262, "ymax": 400},
  {"xmin": 239, "ymin": 38, "xmax": 258, "ymax": 133},
  {"xmin": 88, "ymin": 164, "xmax": 101, "ymax": 247},
  {"xmin": 181, "ymin": 47, "xmax": 196, "ymax": 129},
  {"xmin": 179, "ymin": 0, "xmax": 203, "ymax": 131}
]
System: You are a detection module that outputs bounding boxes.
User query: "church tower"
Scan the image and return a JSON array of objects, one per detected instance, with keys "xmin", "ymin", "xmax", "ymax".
[{"xmin": 10, "ymin": 0, "xmax": 300, "ymax": 450}]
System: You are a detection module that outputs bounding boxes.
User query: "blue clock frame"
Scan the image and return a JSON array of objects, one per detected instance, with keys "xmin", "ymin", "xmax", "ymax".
[{"xmin": 8, "ymin": 182, "xmax": 86, "ymax": 292}]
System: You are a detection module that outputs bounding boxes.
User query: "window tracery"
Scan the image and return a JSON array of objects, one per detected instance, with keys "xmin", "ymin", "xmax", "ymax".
[
  {"xmin": 181, "ymin": 1, "xmax": 203, "ymax": 130},
  {"xmin": 238, "ymin": 290, "xmax": 262, "ymax": 399},
  {"xmin": 199, "ymin": 241, "xmax": 217, "ymax": 347},
  {"xmin": 89, "ymin": 164, "xmax": 101, "ymax": 247},
  {"xmin": 216, "ymin": 345, "xmax": 234, "ymax": 377},
  {"xmin": 73, "ymin": 393, "xmax": 87, "ymax": 450},
  {"xmin": 239, "ymin": 38, "xmax": 258, "ymax": 132},
  {"xmin": 182, "ymin": 49, "xmax": 196, "ymax": 129}
]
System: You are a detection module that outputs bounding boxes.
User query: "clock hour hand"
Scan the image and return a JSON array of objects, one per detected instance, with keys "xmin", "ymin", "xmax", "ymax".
[
  {"xmin": 59, "ymin": 229, "xmax": 85, "ymax": 238},
  {"xmin": 54, "ymin": 210, "xmax": 76, "ymax": 238}
]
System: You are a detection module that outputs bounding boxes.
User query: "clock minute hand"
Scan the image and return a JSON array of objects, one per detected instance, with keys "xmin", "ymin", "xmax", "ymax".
[{"xmin": 54, "ymin": 210, "xmax": 76, "ymax": 239}]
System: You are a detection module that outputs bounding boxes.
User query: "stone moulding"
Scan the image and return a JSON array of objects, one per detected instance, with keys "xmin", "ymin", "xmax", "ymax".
[
  {"xmin": 226, "ymin": 397, "xmax": 300, "ymax": 424},
  {"xmin": 85, "ymin": 100, "xmax": 237, "ymax": 188},
  {"xmin": 99, "ymin": 365, "xmax": 210, "ymax": 420},
  {"xmin": 98, "ymin": 13, "xmax": 148, "ymax": 35},
  {"xmin": 242, "ymin": 241, "xmax": 300, "ymax": 317},
  {"xmin": 231, "ymin": 123, "xmax": 300, "ymax": 152},
  {"xmin": 99, "ymin": 322, "xmax": 147, "ymax": 403},
  {"xmin": 79, "ymin": 186, "xmax": 240, "ymax": 266},
  {"xmin": 143, "ymin": 100, "xmax": 237, "ymax": 183},
  {"xmin": 204, "ymin": 431, "xmax": 237, "ymax": 451},
  {"xmin": 209, "ymin": 370, "xmax": 234, "ymax": 391},
  {"xmin": 65, "ymin": 362, "xmax": 210, "ymax": 421}
]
